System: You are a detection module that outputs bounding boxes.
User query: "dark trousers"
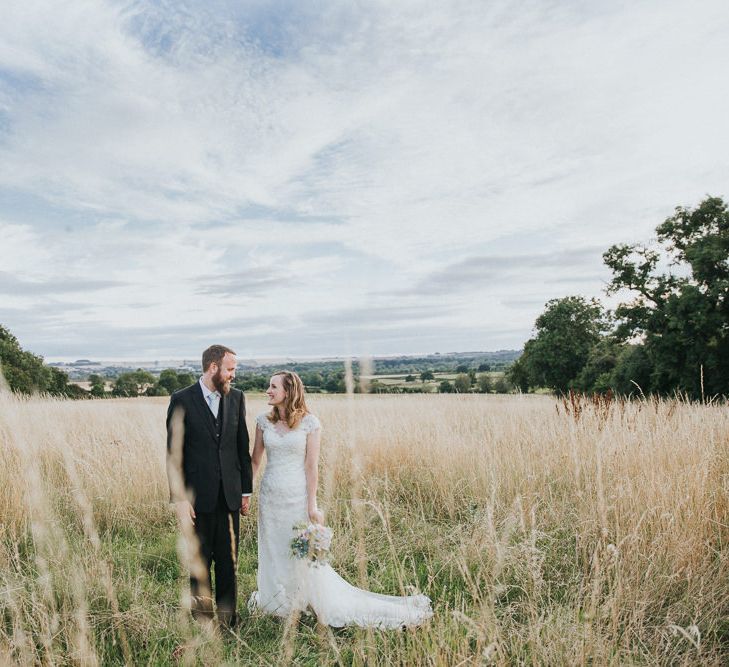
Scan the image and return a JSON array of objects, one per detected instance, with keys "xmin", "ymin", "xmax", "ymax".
[{"xmin": 190, "ymin": 483, "xmax": 240, "ymax": 626}]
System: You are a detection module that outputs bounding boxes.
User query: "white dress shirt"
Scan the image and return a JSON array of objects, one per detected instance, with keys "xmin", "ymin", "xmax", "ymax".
[{"xmin": 199, "ymin": 377, "xmax": 220, "ymax": 417}]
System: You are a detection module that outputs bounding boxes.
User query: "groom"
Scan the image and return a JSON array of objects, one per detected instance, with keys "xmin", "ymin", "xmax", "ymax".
[{"xmin": 166, "ymin": 344, "xmax": 252, "ymax": 627}]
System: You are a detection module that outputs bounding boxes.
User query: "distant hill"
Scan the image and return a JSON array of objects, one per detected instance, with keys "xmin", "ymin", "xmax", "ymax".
[
  {"xmin": 240, "ymin": 350, "xmax": 522, "ymax": 376},
  {"xmin": 55, "ymin": 350, "xmax": 522, "ymax": 381}
]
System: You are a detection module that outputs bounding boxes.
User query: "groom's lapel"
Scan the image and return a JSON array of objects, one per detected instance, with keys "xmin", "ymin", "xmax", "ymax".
[
  {"xmin": 220, "ymin": 391, "xmax": 232, "ymax": 442},
  {"xmin": 191, "ymin": 382, "xmax": 218, "ymax": 441}
]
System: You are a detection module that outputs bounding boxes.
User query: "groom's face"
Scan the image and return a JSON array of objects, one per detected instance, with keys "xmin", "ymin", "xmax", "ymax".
[{"xmin": 212, "ymin": 352, "xmax": 237, "ymax": 395}]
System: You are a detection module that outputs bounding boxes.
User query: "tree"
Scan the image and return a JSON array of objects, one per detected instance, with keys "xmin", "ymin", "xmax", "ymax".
[
  {"xmin": 478, "ymin": 363, "xmax": 491, "ymax": 372},
  {"xmin": 456, "ymin": 364, "xmax": 469, "ymax": 373},
  {"xmin": 477, "ymin": 374, "xmax": 492, "ymax": 393},
  {"xmin": 493, "ymin": 377, "xmax": 511, "ymax": 393},
  {"xmin": 113, "ymin": 373, "xmax": 139, "ymax": 397},
  {"xmin": 439, "ymin": 380, "xmax": 455, "ymax": 393},
  {"xmin": 112, "ymin": 369, "xmax": 156, "ymax": 397},
  {"xmin": 157, "ymin": 369, "xmax": 181, "ymax": 395},
  {"xmin": 506, "ymin": 358, "xmax": 530, "ymax": 393},
  {"xmin": 89, "ymin": 374, "xmax": 107, "ymax": 398},
  {"xmin": 405, "ymin": 374, "xmax": 416, "ymax": 382},
  {"xmin": 48, "ymin": 366, "xmax": 73, "ymax": 396},
  {"xmin": 420, "ymin": 370, "xmax": 435, "ymax": 382},
  {"xmin": 0, "ymin": 325, "xmax": 74, "ymax": 396},
  {"xmin": 454, "ymin": 373, "xmax": 471, "ymax": 393},
  {"xmin": 571, "ymin": 338, "xmax": 621, "ymax": 393},
  {"xmin": 610, "ymin": 344, "xmax": 652, "ymax": 396},
  {"xmin": 64, "ymin": 383, "xmax": 89, "ymax": 399},
  {"xmin": 134, "ymin": 369, "xmax": 156, "ymax": 392},
  {"xmin": 604, "ymin": 196, "xmax": 729, "ymax": 397},
  {"xmin": 519, "ymin": 296, "xmax": 609, "ymax": 393},
  {"xmin": 323, "ymin": 374, "xmax": 345, "ymax": 393},
  {"xmin": 1, "ymin": 325, "xmax": 49, "ymax": 393},
  {"xmin": 302, "ymin": 372, "xmax": 323, "ymax": 387},
  {"xmin": 235, "ymin": 374, "xmax": 267, "ymax": 392}
]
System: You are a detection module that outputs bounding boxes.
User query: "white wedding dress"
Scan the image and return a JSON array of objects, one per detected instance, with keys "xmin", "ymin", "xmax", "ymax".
[{"xmin": 248, "ymin": 412, "xmax": 432, "ymax": 628}]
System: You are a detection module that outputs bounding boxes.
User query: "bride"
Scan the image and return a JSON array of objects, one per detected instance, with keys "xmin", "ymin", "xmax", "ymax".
[{"xmin": 247, "ymin": 370, "xmax": 432, "ymax": 628}]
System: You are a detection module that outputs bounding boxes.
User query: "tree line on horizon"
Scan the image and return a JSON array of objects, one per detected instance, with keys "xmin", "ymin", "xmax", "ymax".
[
  {"xmin": 2, "ymin": 196, "xmax": 726, "ymax": 401},
  {"xmin": 0, "ymin": 333, "xmax": 519, "ymax": 397},
  {"xmin": 0, "ymin": 338, "xmax": 515, "ymax": 397},
  {"xmin": 508, "ymin": 196, "xmax": 728, "ymax": 400}
]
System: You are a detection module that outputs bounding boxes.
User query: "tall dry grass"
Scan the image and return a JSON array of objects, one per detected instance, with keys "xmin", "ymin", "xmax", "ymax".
[{"xmin": 0, "ymin": 389, "xmax": 727, "ymax": 665}]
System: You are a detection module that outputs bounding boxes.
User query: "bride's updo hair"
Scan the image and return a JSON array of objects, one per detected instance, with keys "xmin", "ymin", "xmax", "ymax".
[{"xmin": 268, "ymin": 370, "xmax": 309, "ymax": 430}]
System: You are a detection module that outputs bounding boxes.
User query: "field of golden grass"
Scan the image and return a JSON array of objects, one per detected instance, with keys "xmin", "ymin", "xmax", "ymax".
[{"xmin": 0, "ymin": 391, "xmax": 727, "ymax": 665}]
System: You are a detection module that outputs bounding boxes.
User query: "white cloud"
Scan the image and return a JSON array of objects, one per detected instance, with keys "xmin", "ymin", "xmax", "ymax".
[
  {"xmin": 0, "ymin": 0, "xmax": 727, "ymax": 358},
  {"xmin": 0, "ymin": 221, "xmax": 49, "ymax": 273}
]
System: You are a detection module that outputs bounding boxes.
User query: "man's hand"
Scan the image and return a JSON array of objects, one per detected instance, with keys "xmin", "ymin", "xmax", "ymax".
[
  {"xmin": 240, "ymin": 495, "xmax": 250, "ymax": 516},
  {"xmin": 175, "ymin": 500, "xmax": 196, "ymax": 528}
]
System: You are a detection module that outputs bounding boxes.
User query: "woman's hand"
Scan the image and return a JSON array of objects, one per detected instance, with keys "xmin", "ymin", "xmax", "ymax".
[
  {"xmin": 308, "ymin": 508, "xmax": 324, "ymax": 525},
  {"xmin": 174, "ymin": 500, "xmax": 196, "ymax": 528}
]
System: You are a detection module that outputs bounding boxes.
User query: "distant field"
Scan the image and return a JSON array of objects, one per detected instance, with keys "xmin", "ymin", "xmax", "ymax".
[
  {"xmin": 362, "ymin": 371, "xmax": 505, "ymax": 391},
  {"xmin": 1, "ymin": 392, "xmax": 727, "ymax": 664}
]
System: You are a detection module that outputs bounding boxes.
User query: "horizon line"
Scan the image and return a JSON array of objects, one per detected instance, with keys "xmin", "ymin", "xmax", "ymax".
[{"xmin": 46, "ymin": 349, "xmax": 523, "ymax": 365}]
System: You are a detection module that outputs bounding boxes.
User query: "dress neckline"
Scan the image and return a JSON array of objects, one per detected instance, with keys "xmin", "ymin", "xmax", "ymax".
[
  {"xmin": 260, "ymin": 413, "xmax": 315, "ymax": 436},
  {"xmin": 272, "ymin": 422, "xmax": 295, "ymax": 436}
]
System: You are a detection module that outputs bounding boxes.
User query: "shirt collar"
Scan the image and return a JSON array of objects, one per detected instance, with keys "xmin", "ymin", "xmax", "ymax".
[{"xmin": 199, "ymin": 377, "xmax": 220, "ymax": 400}]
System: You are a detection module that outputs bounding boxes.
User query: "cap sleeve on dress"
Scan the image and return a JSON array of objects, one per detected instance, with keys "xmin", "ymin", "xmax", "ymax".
[
  {"xmin": 303, "ymin": 413, "xmax": 321, "ymax": 433},
  {"xmin": 256, "ymin": 413, "xmax": 269, "ymax": 431}
]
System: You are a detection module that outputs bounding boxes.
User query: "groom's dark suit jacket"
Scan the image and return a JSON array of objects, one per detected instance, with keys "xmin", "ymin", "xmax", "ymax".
[{"xmin": 166, "ymin": 382, "xmax": 252, "ymax": 513}]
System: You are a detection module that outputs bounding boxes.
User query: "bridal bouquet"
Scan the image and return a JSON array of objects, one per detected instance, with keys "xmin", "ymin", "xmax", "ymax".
[{"xmin": 290, "ymin": 522, "xmax": 333, "ymax": 565}]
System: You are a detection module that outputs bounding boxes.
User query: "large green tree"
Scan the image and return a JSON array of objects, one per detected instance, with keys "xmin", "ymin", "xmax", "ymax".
[
  {"xmin": 604, "ymin": 196, "xmax": 729, "ymax": 397},
  {"xmin": 520, "ymin": 296, "xmax": 609, "ymax": 393},
  {"xmin": 0, "ymin": 325, "xmax": 74, "ymax": 395}
]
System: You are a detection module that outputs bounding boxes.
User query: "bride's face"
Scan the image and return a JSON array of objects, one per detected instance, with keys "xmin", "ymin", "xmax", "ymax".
[{"xmin": 266, "ymin": 375, "xmax": 286, "ymax": 407}]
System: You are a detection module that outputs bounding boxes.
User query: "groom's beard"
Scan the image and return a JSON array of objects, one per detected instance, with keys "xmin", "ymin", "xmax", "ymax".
[{"xmin": 212, "ymin": 369, "xmax": 232, "ymax": 395}]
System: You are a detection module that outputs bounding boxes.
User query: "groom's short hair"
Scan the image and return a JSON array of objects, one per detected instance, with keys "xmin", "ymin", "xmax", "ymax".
[{"xmin": 202, "ymin": 344, "xmax": 236, "ymax": 371}]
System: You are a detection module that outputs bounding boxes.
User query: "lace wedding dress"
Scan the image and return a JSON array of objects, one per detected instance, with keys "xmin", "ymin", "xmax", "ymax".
[{"xmin": 248, "ymin": 412, "xmax": 432, "ymax": 628}]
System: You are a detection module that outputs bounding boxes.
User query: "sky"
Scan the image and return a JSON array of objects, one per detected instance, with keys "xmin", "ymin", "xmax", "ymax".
[{"xmin": 0, "ymin": 0, "xmax": 727, "ymax": 361}]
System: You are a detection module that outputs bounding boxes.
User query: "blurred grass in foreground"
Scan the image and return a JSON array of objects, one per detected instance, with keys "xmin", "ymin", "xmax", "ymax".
[{"xmin": 0, "ymin": 392, "xmax": 727, "ymax": 665}]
